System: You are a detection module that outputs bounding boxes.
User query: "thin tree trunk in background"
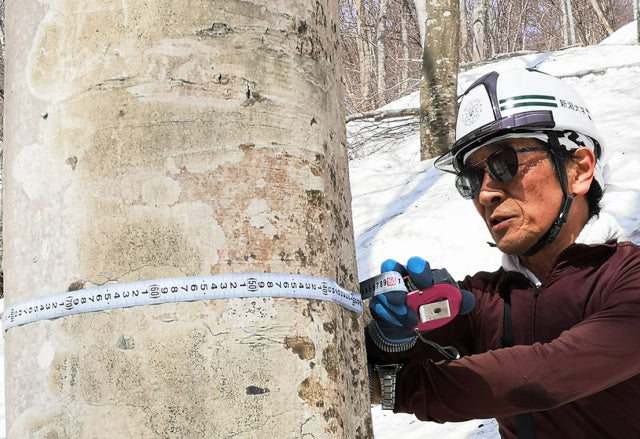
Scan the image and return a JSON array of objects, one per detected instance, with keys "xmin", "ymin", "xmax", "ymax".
[
  {"xmin": 589, "ymin": 0, "xmax": 614, "ymax": 35},
  {"xmin": 420, "ymin": 0, "xmax": 460, "ymax": 160},
  {"xmin": 377, "ymin": 0, "xmax": 388, "ymax": 104},
  {"xmin": 459, "ymin": 0, "xmax": 468, "ymax": 58},
  {"xmin": 400, "ymin": 0, "xmax": 411, "ymax": 92},
  {"xmin": 566, "ymin": 0, "xmax": 577, "ymax": 45},
  {"xmin": 520, "ymin": 0, "xmax": 531, "ymax": 51},
  {"xmin": 636, "ymin": 0, "xmax": 640, "ymax": 43},
  {"xmin": 414, "ymin": 0, "xmax": 428, "ymax": 48},
  {"xmin": 354, "ymin": 0, "xmax": 374, "ymax": 109},
  {"xmin": 4, "ymin": 0, "xmax": 372, "ymax": 437},
  {"xmin": 504, "ymin": 1, "xmax": 513, "ymax": 52},
  {"xmin": 561, "ymin": 0, "xmax": 569, "ymax": 45},
  {"xmin": 471, "ymin": 0, "xmax": 485, "ymax": 61},
  {"xmin": 562, "ymin": 0, "xmax": 577, "ymax": 46}
]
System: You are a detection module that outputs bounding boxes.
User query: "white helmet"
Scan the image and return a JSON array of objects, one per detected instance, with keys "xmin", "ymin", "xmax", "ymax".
[
  {"xmin": 435, "ymin": 68, "xmax": 605, "ymax": 174},
  {"xmin": 436, "ymin": 68, "xmax": 606, "ymax": 256}
]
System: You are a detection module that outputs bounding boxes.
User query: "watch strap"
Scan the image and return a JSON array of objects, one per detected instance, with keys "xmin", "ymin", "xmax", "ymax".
[{"xmin": 374, "ymin": 363, "xmax": 403, "ymax": 410}]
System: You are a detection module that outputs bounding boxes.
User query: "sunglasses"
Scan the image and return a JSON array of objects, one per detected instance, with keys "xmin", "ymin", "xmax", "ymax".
[{"xmin": 455, "ymin": 146, "xmax": 547, "ymax": 199}]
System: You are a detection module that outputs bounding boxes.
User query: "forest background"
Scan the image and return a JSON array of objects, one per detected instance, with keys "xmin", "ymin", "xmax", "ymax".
[{"xmin": 339, "ymin": 0, "xmax": 637, "ymax": 116}]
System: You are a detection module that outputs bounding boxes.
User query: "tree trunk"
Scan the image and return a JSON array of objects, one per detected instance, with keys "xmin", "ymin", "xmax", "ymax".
[
  {"xmin": 400, "ymin": 0, "xmax": 411, "ymax": 92},
  {"xmin": 471, "ymin": 0, "xmax": 485, "ymax": 61},
  {"xmin": 565, "ymin": 0, "xmax": 577, "ymax": 45},
  {"xmin": 3, "ymin": 1, "xmax": 372, "ymax": 438},
  {"xmin": 561, "ymin": 0, "xmax": 577, "ymax": 46},
  {"xmin": 420, "ymin": 0, "xmax": 460, "ymax": 160},
  {"xmin": 354, "ymin": 0, "xmax": 374, "ymax": 110},
  {"xmin": 636, "ymin": 0, "xmax": 640, "ymax": 43},
  {"xmin": 459, "ymin": 0, "xmax": 468, "ymax": 59},
  {"xmin": 520, "ymin": 0, "xmax": 531, "ymax": 51},
  {"xmin": 376, "ymin": 0, "xmax": 388, "ymax": 104},
  {"xmin": 589, "ymin": 0, "xmax": 614, "ymax": 35},
  {"xmin": 414, "ymin": 0, "xmax": 428, "ymax": 48}
]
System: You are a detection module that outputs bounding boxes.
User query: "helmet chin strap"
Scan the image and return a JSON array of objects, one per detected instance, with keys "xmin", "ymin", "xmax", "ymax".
[{"xmin": 522, "ymin": 132, "xmax": 574, "ymax": 257}]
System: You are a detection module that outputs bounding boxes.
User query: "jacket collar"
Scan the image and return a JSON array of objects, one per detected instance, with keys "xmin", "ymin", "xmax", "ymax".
[{"xmin": 502, "ymin": 212, "xmax": 626, "ymax": 284}]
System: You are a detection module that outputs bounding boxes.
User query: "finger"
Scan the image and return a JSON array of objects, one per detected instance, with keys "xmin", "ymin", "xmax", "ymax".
[
  {"xmin": 369, "ymin": 297, "xmax": 419, "ymax": 329},
  {"xmin": 381, "ymin": 259, "xmax": 407, "ymax": 276},
  {"xmin": 372, "ymin": 293, "xmax": 408, "ymax": 314},
  {"xmin": 384, "ymin": 290, "xmax": 408, "ymax": 307},
  {"xmin": 402, "ymin": 306, "xmax": 419, "ymax": 328},
  {"xmin": 369, "ymin": 297, "xmax": 403, "ymax": 327},
  {"xmin": 406, "ymin": 256, "xmax": 434, "ymax": 290}
]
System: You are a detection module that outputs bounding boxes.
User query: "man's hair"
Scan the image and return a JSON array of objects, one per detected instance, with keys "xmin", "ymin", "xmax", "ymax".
[
  {"xmin": 585, "ymin": 180, "xmax": 603, "ymax": 218},
  {"xmin": 553, "ymin": 147, "xmax": 603, "ymax": 218}
]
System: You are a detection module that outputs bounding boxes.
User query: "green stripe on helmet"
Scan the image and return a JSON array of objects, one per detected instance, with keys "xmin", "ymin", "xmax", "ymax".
[
  {"xmin": 499, "ymin": 94, "xmax": 556, "ymax": 103},
  {"xmin": 500, "ymin": 101, "xmax": 559, "ymax": 111},
  {"xmin": 499, "ymin": 94, "xmax": 557, "ymax": 111}
]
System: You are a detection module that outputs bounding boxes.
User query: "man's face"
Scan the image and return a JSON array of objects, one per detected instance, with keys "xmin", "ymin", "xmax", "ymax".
[{"xmin": 467, "ymin": 138, "xmax": 563, "ymax": 255}]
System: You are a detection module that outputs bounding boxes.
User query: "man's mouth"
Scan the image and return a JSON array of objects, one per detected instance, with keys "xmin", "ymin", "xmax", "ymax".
[{"xmin": 489, "ymin": 215, "xmax": 512, "ymax": 227}]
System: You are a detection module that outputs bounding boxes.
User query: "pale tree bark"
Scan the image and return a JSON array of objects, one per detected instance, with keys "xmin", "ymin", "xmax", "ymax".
[
  {"xmin": 471, "ymin": 0, "xmax": 485, "ymax": 61},
  {"xmin": 519, "ymin": 0, "xmax": 531, "ymax": 51},
  {"xmin": 637, "ymin": 0, "xmax": 640, "ymax": 43},
  {"xmin": 459, "ymin": 0, "xmax": 468, "ymax": 58},
  {"xmin": 488, "ymin": 11, "xmax": 496, "ymax": 56},
  {"xmin": 354, "ymin": 0, "xmax": 374, "ymax": 109},
  {"xmin": 566, "ymin": 0, "xmax": 578, "ymax": 46},
  {"xmin": 589, "ymin": 0, "xmax": 614, "ymax": 35},
  {"xmin": 376, "ymin": 0, "xmax": 389, "ymax": 102},
  {"xmin": 414, "ymin": 0, "xmax": 428, "ymax": 48},
  {"xmin": 502, "ymin": 1, "xmax": 513, "ymax": 52},
  {"xmin": 420, "ymin": 0, "xmax": 460, "ymax": 160},
  {"xmin": 567, "ymin": 0, "xmax": 577, "ymax": 45},
  {"xmin": 400, "ymin": 0, "xmax": 411, "ymax": 91},
  {"xmin": 562, "ymin": 0, "xmax": 577, "ymax": 46},
  {"xmin": 4, "ymin": 0, "xmax": 372, "ymax": 437}
]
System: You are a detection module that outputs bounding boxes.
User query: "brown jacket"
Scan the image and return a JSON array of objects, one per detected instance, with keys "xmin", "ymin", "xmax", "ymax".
[{"xmin": 366, "ymin": 241, "xmax": 640, "ymax": 438}]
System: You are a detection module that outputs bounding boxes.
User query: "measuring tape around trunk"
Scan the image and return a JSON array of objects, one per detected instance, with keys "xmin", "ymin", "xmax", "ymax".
[{"xmin": 3, "ymin": 273, "xmax": 362, "ymax": 331}]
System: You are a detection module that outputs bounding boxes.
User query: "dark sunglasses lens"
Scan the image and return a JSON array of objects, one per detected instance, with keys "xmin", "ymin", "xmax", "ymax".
[
  {"xmin": 456, "ymin": 168, "xmax": 483, "ymax": 199},
  {"xmin": 487, "ymin": 147, "xmax": 519, "ymax": 182}
]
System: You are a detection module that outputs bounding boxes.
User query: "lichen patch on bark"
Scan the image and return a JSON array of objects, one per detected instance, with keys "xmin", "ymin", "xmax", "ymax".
[{"xmin": 284, "ymin": 335, "xmax": 316, "ymax": 360}]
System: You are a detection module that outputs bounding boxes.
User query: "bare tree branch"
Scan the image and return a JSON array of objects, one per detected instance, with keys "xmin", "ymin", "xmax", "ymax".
[{"xmin": 346, "ymin": 106, "xmax": 419, "ymax": 122}]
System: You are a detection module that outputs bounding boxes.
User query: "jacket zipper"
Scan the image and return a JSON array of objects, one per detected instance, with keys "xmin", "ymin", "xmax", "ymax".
[{"xmin": 531, "ymin": 282, "xmax": 541, "ymax": 341}]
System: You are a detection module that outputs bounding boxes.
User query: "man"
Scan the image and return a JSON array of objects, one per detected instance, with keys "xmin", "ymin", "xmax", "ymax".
[{"xmin": 365, "ymin": 69, "xmax": 640, "ymax": 438}]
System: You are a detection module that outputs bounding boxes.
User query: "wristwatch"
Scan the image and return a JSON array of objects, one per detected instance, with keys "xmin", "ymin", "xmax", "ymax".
[{"xmin": 374, "ymin": 364, "xmax": 403, "ymax": 410}]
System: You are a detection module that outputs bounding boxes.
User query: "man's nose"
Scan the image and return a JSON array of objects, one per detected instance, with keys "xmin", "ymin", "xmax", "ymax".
[{"xmin": 477, "ymin": 170, "xmax": 504, "ymax": 206}]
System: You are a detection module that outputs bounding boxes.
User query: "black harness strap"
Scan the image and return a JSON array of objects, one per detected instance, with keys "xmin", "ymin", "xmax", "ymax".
[
  {"xmin": 523, "ymin": 132, "xmax": 574, "ymax": 257},
  {"xmin": 502, "ymin": 299, "xmax": 536, "ymax": 439}
]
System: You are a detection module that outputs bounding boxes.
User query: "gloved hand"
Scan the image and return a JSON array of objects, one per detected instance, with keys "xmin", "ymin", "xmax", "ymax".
[
  {"xmin": 368, "ymin": 256, "xmax": 475, "ymax": 353},
  {"xmin": 369, "ymin": 256, "xmax": 433, "ymax": 344}
]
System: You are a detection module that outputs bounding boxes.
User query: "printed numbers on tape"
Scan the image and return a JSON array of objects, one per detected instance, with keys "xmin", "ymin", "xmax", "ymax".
[{"xmin": 3, "ymin": 273, "xmax": 362, "ymax": 331}]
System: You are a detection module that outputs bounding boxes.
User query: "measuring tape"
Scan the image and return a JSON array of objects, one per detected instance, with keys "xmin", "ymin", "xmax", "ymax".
[
  {"xmin": 3, "ymin": 273, "xmax": 362, "ymax": 331},
  {"xmin": 359, "ymin": 271, "xmax": 407, "ymax": 299}
]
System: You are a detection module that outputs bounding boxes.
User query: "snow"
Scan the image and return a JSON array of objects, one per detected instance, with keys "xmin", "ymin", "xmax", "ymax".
[
  {"xmin": 1, "ymin": 22, "xmax": 639, "ymax": 439},
  {"xmin": 350, "ymin": 23, "xmax": 640, "ymax": 438}
]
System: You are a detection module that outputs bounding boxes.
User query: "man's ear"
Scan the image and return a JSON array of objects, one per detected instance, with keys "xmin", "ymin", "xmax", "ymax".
[{"xmin": 567, "ymin": 147, "xmax": 596, "ymax": 196}]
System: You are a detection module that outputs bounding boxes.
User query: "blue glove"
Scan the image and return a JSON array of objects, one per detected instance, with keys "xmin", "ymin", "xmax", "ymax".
[{"xmin": 369, "ymin": 256, "xmax": 433, "ymax": 343}]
